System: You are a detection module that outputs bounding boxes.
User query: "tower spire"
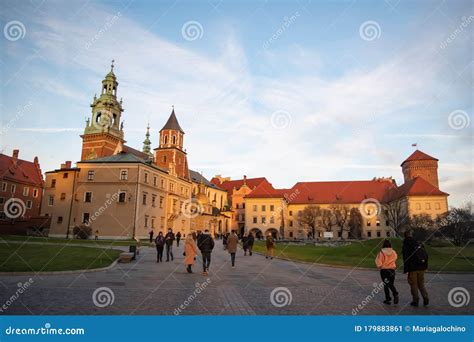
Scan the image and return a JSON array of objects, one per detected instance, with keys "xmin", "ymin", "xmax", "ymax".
[{"xmin": 142, "ymin": 123, "xmax": 152, "ymax": 157}]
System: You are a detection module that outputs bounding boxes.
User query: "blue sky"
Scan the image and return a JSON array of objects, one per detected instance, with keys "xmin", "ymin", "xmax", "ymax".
[{"xmin": 0, "ymin": 0, "xmax": 472, "ymax": 206}]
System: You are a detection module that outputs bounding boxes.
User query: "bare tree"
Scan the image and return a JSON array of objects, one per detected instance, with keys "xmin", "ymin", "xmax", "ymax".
[
  {"xmin": 382, "ymin": 198, "xmax": 409, "ymax": 236},
  {"xmin": 297, "ymin": 205, "xmax": 321, "ymax": 239},
  {"xmin": 320, "ymin": 208, "xmax": 335, "ymax": 233},
  {"xmin": 331, "ymin": 204, "xmax": 350, "ymax": 239},
  {"xmin": 439, "ymin": 204, "xmax": 473, "ymax": 246},
  {"xmin": 348, "ymin": 208, "xmax": 363, "ymax": 239},
  {"xmin": 407, "ymin": 214, "xmax": 435, "ymax": 242}
]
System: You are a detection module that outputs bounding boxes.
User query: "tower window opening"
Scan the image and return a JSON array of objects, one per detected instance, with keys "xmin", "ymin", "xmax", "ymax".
[
  {"xmin": 164, "ymin": 135, "xmax": 168, "ymax": 144},
  {"xmin": 172, "ymin": 135, "xmax": 176, "ymax": 144}
]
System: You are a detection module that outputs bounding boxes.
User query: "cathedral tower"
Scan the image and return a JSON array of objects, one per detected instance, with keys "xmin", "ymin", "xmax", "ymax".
[
  {"xmin": 401, "ymin": 150, "xmax": 439, "ymax": 188},
  {"xmin": 154, "ymin": 107, "xmax": 189, "ymax": 180},
  {"xmin": 81, "ymin": 60, "xmax": 125, "ymax": 160}
]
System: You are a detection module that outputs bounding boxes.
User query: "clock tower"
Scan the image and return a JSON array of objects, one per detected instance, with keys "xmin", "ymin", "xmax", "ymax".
[{"xmin": 81, "ymin": 60, "xmax": 125, "ymax": 161}]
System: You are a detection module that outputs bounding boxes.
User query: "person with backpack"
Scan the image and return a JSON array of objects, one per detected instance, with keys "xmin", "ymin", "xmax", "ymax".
[
  {"xmin": 242, "ymin": 232, "xmax": 249, "ymax": 256},
  {"xmin": 247, "ymin": 232, "xmax": 255, "ymax": 256},
  {"xmin": 165, "ymin": 228, "xmax": 175, "ymax": 262},
  {"xmin": 403, "ymin": 230, "xmax": 429, "ymax": 307},
  {"xmin": 176, "ymin": 231, "xmax": 182, "ymax": 247},
  {"xmin": 155, "ymin": 231, "xmax": 165, "ymax": 263},
  {"xmin": 197, "ymin": 229, "xmax": 214, "ymax": 275},
  {"xmin": 265, "ymin": 233, "xmax": 275, "ymax": 259},
  {"xmin": 375, "ymin": 239, "xmax": 399, "ymax": 305},
  {"xmin": 184, "ymin": 233, "xmax": 198, "ymax": 273},
  {"xmin": 227, "ymin": 230, "xmax": 239, "ymax": 267}
]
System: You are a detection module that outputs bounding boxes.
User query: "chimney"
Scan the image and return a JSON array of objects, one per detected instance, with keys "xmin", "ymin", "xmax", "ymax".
[
  {"xmin": 12, "ymin": 149, "xmax": 19, "ymax": 166},
  {"xmin": 243, "ymin": 175, "xmax": 247, "ymax": 185},
  {"xmin": 61, "ymin": 161, "xmax": 72, "ymax": 169}
]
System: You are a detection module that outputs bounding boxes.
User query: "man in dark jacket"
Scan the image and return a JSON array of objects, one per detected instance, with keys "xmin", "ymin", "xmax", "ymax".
[
  {"xmin": 197, "ymin": 229, "xmax": 214, "ymax": 275},
  {"xmin": 247, "ymin": 232, "xmax": 255, "ymax": 256},
  {"xmin": 164, "ymin": 228, "xmax": 175, "ymax": 262},
  {"xmin": 155, "ymin": 232, "xmax": 165, "ymax": 263},
  {"xmin": 176, "ymin": 231, "xmax": 182, "ymax": 247},
  {"xmin": 402, "ymin": 230, "xmax": 429, "ymax": 307}
]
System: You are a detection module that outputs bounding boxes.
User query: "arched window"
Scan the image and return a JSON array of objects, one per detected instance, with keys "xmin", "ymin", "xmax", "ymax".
[
  {"xmin": 164, "ymin": 135, "xmax": 168, "ymax": 144},
  {"xmin": 172, "ymin": 135, "xmax": 176, "ymax": 144}
]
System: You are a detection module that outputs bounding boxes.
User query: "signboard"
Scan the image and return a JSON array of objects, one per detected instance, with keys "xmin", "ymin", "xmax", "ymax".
[{"xmin": 323, "ymin": 232, "xmax": 333, "ymax": 239}]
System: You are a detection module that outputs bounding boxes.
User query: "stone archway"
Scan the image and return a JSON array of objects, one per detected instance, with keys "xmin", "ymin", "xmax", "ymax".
[
  {"xmin": 249, "ymin": 228, "xmax": 263, "ymax": 240},
  {"xmin": 265, "ymin": 228, "xmax": 279, "ymax": 239}
]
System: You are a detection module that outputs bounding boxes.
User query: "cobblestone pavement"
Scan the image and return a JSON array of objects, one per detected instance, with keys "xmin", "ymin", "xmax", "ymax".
[{"xmin": 0, "ymin": 240, "xmax": 472, "ymax": 315}]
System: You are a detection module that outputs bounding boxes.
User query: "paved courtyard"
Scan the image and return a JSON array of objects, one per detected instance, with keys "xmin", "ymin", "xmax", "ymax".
[{"xmin": 0, "ymin": 240, "xmax": 472, "ymax": 315}]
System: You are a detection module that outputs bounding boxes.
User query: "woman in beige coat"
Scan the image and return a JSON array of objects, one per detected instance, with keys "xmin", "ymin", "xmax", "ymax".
[
  {"xmin": 184, "ymin": 233, "xmax": 198, "ymax": 273},
  {"xmin": 226, "ymin": 230, "xmax": 239, "ymax": 268}
]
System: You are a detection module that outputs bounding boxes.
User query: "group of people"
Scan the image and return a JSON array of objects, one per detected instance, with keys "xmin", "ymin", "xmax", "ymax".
[
  {"xmin": 153, "ymin": 229, "xmax": 181, "ymax": 263},
  {"xmin": 375, "ymin": 230, "xmax": 429, "ymax": 307}
]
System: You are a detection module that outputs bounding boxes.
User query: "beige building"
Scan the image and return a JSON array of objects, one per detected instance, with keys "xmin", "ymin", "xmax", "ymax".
[{"xmin": 242, "ymin": 150, "xmax": 449, "ymax": 239}]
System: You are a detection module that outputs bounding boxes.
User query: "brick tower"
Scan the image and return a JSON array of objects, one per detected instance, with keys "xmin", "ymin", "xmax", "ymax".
[
  {"xmin": 401, "ymin": 150, "xmax": 439, "ymax": 188},
  {"xmin": 81, "ymin": 60, "xmax": 125, "ymax": 161}
]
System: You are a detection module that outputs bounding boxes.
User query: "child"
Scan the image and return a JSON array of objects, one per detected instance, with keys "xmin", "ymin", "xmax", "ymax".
[{"xmin": 375, "ymin": 239, "xmax": 399, "ymax": 305}]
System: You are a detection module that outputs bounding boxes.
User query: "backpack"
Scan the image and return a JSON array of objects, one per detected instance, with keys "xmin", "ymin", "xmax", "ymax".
[{"xmin": 413, "ymin": 243, "xmax": 428, "ymax": 265}]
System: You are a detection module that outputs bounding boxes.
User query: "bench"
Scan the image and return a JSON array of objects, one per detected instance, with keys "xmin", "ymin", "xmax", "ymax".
[{"xmin": 119, "ymin": 252, "xmax": 135, "ymax": 263}]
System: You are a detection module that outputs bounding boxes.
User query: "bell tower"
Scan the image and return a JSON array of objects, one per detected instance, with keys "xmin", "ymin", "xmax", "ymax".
[
  {"xmin": 81, "ymin": 60, "xmax": 125, "ymax": 161},
  {"xmin": 154, "ymin": 107, "xmax": 189, "ymax": 180}
]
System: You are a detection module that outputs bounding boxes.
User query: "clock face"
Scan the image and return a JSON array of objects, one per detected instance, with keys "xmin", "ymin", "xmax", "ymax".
[{"xmin": 93, "ymin": 109, "xmax": 113, "ymax": 130}]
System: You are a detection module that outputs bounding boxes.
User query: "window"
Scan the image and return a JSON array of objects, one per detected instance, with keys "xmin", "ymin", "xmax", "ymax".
[
  {"xmin": 425, "ymin": 203, "xmax": 431, "ymax": 210},
  {"xmin": 161, "ymin": 179, "xmax": 165, "ymax": 188},
  {"xmin": 289, "ymin": 220, "xmax": 293, "ymax": 227},
  {"xmin": 172, "ymin": 135, "xmax": 176, "ymax": 144},
  {"xmin": 144, "ymin": 215, "xmax": 149, "ymax": 228},
  {"xmin": 169, "ymin": 182, "xmax": 174, "ymax": 192},
  {"xmin": 376, "ymin": 220, "xmax": 380, "ymax": 226},
  {"xmin": 153, "ymin": 176, "xmax": 157, "ymax": 186},
  {"xmin": 270, "ymin": 205, "xmax": 275, "ymax": 211},
  {"xmin": 23, "ymin": 187, "xmax": 29, "ymax": 196},
  {"xmin": 120, "ymin": 170, "xmax": 128, "ymax": 180},
  {"xmin": 253, "ymin": 205, "xmax": 257, "ymax": 212},
  {"xmin": 262, "ymin": 205, "xmax": 266, "ymax": 211},
  {"xmin": 118, "ymin": 191, "xmax": 126, "ymax": 203},
  {"xmin": 48, "ymin": 195, "xmax": 54, "ymax": 206},
  {"xmin": 289, "ymin": 232, "xmax": 293, "ymax": 238},
  {"xmin": 11, "ymin": 184, "xmax": 16, "ymax": 193},
  {"xmin": 435, "ymin": 203, "xmax": 440, "ymax": 210},
  {"xmin": 367, "ymin": 221, "xmax": 371, "ymax": 227},
  {"xmin": 415, "ymin": 203, "xmax": 421, "ymax": 210},
  {"xmin": 142, "ymin": 193, "xmax": 147, "ymax": 205},
  {"xmin": 26, "ymin": 200, "xmax": 32, "ymax": 209},
  {"xmin": 1, "ymin": 182, "xmax": 6, "ymax": 192},
  {"xmin": 151, "ymin": 217, "xmax": 155, "ymax": 228},
  {"xmin": 270, "ymin": 216, "xmax": 275, "ymax": 224},
  {"xmin": 159, "ymin": 196, "xmax": 164, "ymax": 208},
  {"xmin": 84, "ymin": 192, "xmax": 92, "ymax": 203},
  {"xmin": 289, "ymin": 210, "xmax": 293, "ymax": 216},
  {"xmin": 144, "ymin": 172, "xmax": 148, "ymax": 183},
  {"xmin": 236, "ymin": 203, "xmax": 239, "ymax": 209},
  {"xmin": 163, "ymin": 156, "xmax": 167, "ymax": 163},
  {"xmin": 33, "ymin": 188, "xmax": 38, "ymax": 198},
  {"xmin": 386, "ymin": 231, "xmax": 391, "ymax": 237},
  {"xmin": 82, "ymin": 213, "xmax": 90, "ymax": 224},
  {"xmin": 63, "ymin": 173, "xmax": 68, "ymax": 179},
  {"xmin": 87, "ymin": 170, "xmax": 94, "ymax": 180},
  {"xmin": 253, "ymin": 217, "xmax": 257, "ymax": 224},
  {"xmin": 57, "ymin": 216, "xmax": 63, "ymax": 224},
  {"xmin": 60, "ymin": 193, "xmax": 66, "ymax": 200},
  {"xmin": 152, "ymin": 194, "xmax": 157, "ymax": 207},
  {"xmin": 367, "ymin": 231, "xmax": 372, "ymax": 238},
  {"xmin": 261, "ymin": 217, "xmax": 266, "ymax": 224},
  {"xmin": 242, "ymin": 203, "xmax": 245, "ymax": 209},
  {"xmin": 376, "ymin": 231, "xmax": 381, "ymax": 237},
  {"xmin": 385, "ymin": 220, "xmax": 389, "ymax": 226},
  {"xmin": 338, "ymin": 232, "xmax": 342, "ymax": 238}
]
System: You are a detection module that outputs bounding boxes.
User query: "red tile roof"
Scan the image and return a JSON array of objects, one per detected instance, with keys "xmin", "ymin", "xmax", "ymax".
[
  {"xmin": 211, "ymin": 177, "xmax": 268, "ymax": 193},
  {"xmin": 387, "ymin": 176, "xmax": 448, "ymax": 201},
  {"xmin": 0, "ymin": 152, "xmax": 44, "ymax": 186},
  {"xmin": 401, "ymin": 150, "xmax": 438, "ymax": 166}
]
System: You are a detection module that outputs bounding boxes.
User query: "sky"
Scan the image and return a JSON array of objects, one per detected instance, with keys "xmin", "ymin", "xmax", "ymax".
[{"xmin": 0, "ymin": 0, "xmax": 472, "ymax": 207}]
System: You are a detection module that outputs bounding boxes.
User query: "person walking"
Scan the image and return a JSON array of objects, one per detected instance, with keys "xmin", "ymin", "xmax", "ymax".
[
  {"xmin": 184, "ymin": 233, "xmax": 198, "ymax": 273},
  {"xmin": 155, "ymin": 231, "xmax": 165, "ymax": 263},
  {"xmin": 176, "ymin": 231, "xmax": 182, "ymax": 247},
  {"xmin": 149, "ymin": 230, "xmax": 154, "ymax": 243},
  {"xmin": 227, "ymin": 230, "xmax": 239, "ymax": 267},
  {"xmin": 165, "ymin": 228, "xmax": 175, "ymax": 262},
  {"xmin": 242, "ymin": 232, "xmax": 249, "ymax": 256},
  {"xmin": 403, "ymin": 230, "xmax": 429, "ymax": 307},
  {"xmin": 265, "ymin": 234, "xmax": 275, "ymax": 259},
  {"xmin": 197, "ymin": 229, "xmax": 214, "ymax": 275},
  {"xmin": 222, "ymin": 232, "xmax": 228, "ymax": 250},
  {"xmin": 247, "ymin": 232, "xmax": 254, "ymax": 256},
  {"xmin": 94, "ymin": 230, "xmax": 99, "ymax": 241},
  {"xmin": 375, "ymin": 239, "xmax": 399, "ymax": 305}
]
